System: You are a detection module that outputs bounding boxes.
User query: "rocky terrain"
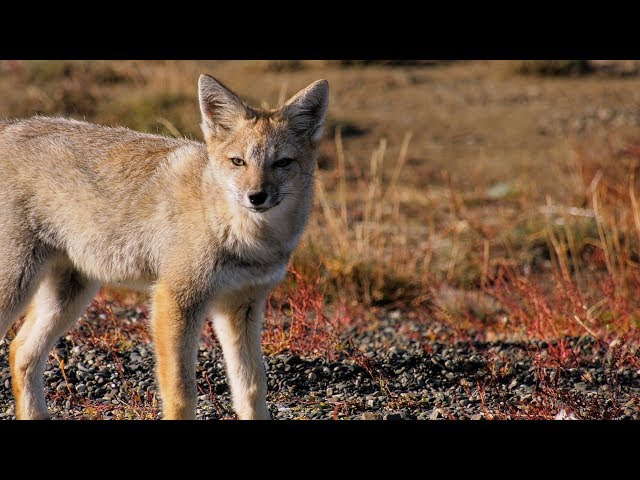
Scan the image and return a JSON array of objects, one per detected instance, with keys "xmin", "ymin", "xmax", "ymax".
[{"xmin": 1, "ymin": 299, "xmax": 638, "ymax": 420}]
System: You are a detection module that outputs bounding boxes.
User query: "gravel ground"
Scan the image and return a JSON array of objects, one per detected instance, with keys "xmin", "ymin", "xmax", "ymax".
[{"xmin": 1, "ymin": 303, "xmax": 639, "ymax": 420}]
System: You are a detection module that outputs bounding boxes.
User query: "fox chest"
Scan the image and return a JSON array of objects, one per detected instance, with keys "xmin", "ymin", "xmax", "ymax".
[{"xmin": 212, "ymin": 256, "xmax": 288, "ymax": 295}]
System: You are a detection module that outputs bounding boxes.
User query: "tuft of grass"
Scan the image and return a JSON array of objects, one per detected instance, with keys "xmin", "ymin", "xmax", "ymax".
[
  {"xmin": 290, "ymin": 128, "xmax": 430, "ymax": 307},
  {"xmin": 262, "ymin": 265, "xmax": 355, "ymax": 359}
]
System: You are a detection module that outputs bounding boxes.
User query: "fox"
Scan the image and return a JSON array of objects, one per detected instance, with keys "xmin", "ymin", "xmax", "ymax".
[{"xmin": 0, "ymin": 73, "xmax": 329, "ymax": 420}]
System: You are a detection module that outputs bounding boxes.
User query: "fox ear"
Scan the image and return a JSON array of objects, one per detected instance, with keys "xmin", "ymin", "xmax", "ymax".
[
  {"xmin": 282, "ymin": 79, "xmax": 329, "ymax": 144},
  {"xmin": 198, "ymin": 74, "xmax": 248, "ymax": 140}
]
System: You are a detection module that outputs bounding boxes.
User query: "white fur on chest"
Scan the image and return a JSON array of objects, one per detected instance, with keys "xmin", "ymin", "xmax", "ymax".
[
  {"xmin": 213, "ymin": 261, "xmax": 288, "ymax": 295},
  {"xmin": 214, "ymin": 213, "xmax": 294, "ymax": 294}
]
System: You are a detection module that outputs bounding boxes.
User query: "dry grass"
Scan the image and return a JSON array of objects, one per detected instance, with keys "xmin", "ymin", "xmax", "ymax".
[
  {"xmin": 1, "ymin": 58, "xmax": 638, "ymax": 338},
  {"xmin": 297, "ymin": 129, "xmax": 425, "ymax": 306}
]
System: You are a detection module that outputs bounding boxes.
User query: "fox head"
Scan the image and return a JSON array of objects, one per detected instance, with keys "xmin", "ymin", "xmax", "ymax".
[{"xmin": 198, "ymin": 74, "xmax": 329, "ymax": 215}]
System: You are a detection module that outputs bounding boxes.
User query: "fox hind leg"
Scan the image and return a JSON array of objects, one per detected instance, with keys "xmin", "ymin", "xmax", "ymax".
[
  {"xmin": 10, "ymin": 258, "xmax": 98, "ymax": 419},
  {"xmin": 0, "ymin": 234, "xmax": 51, "ymax": 341}
]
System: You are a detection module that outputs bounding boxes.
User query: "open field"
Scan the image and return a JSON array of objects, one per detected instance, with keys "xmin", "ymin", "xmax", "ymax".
[{"xmin": 1, "ymin": 60, "xmax": 640, "ymax": 419}]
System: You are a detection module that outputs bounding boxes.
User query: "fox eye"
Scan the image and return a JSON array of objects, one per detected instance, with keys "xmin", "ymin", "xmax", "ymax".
[
  {"xmin": 230, "ymin": 157, "xmax": 245, "ymax": 166},
  {"xmin": 273, "ymin": 157, "xmax": 294, "ymax": 168}
]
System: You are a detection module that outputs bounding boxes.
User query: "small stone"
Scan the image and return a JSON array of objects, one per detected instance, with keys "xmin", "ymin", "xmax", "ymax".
[
  {"xmin": 383, "ymin": 413, "xmax": 402, "ymax": 421},
  {"xmin": 471, "ymin": 414, "xmax": 484, "ymax": 420},
  {"xmin": 430, "ymin": 409, "xmax": 443, "ymax": 420},
  {"xmin": 285, "ymin": 355, "xmax": 301, "ymax": 366},
  {"xmin": 77, "ymin": 363, "xmax": 92, "ymax": 373},
  {"xmin": 308, "ymin": 372, "xmax": 317, "ymax": 381},
  {"xmin": 76, "ymin": 384, "xmax": 87, "ymax": 393},
  {"xmin": 361, "ymin": 412, "xmax": 383, "ymax": 420}
]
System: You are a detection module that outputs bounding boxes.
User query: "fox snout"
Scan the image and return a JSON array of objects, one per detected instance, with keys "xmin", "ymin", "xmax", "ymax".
[
  {"xmin": 247, "ymin": 190, "xmax": 268, "ymax": 206},
  {"xmin": 242, "ymin": 184, "xmax": 280, "ymax": 212}
]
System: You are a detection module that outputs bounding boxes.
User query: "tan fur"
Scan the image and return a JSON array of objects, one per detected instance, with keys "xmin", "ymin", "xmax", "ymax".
[
  {"xmin": 151, "ymin": 283, "xmax": 204, "ymax": 420},
  {"xmin": 9, "ymin": 305, "xmax": 34, "ymax": 419},
  {"xmin": 0, "ymin": 74, "xmax": 329, "ymax": 419}
]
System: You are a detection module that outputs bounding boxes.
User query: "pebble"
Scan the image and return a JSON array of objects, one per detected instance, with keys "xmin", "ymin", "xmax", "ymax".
[
  {"xmin": 361, "ymin": 412, "xmax": 383, "ymax": 420},
  {"xmin": 384, "ymin": 413, "xmax": 402, "ymax": 421},
  {"xmin": 430, "ymin": 409, "xmax": 443, "ymax": 420}
]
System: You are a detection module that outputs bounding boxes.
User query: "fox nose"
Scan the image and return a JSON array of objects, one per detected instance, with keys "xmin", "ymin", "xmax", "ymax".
[{"xmin": 248, "ymin": 191, "xmax": 268, "ymax": 206}]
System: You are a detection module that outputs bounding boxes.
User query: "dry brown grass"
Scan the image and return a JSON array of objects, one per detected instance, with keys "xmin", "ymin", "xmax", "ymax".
[{"xmin": 2, "ymin": 59, "xmax": 640, "ymax": 346}]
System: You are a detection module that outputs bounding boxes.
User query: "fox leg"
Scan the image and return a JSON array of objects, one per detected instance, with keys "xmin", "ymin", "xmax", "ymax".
[
  {"xmin": 211, "ymin": 289, "xmax": 270, "ymax": 420},
  {"xmin": 0, "ymin": 232, "xmax": 51, "ymax": 341},
  {"xmin": 0, "ymin": 231, "xmax": 52, "ymax": 419},
  {"xmin": 10, "ymin": 257, "xmax": 97, "ymax": 419},
  {"xmin": 151, "ymin": 283, "xmax": 206, "ymax": 420}
]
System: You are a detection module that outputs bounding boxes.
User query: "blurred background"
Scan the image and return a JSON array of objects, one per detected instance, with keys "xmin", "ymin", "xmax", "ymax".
[{"xmin": 1, "ymin": 60, "xmax": 640, "ymax": 419}]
